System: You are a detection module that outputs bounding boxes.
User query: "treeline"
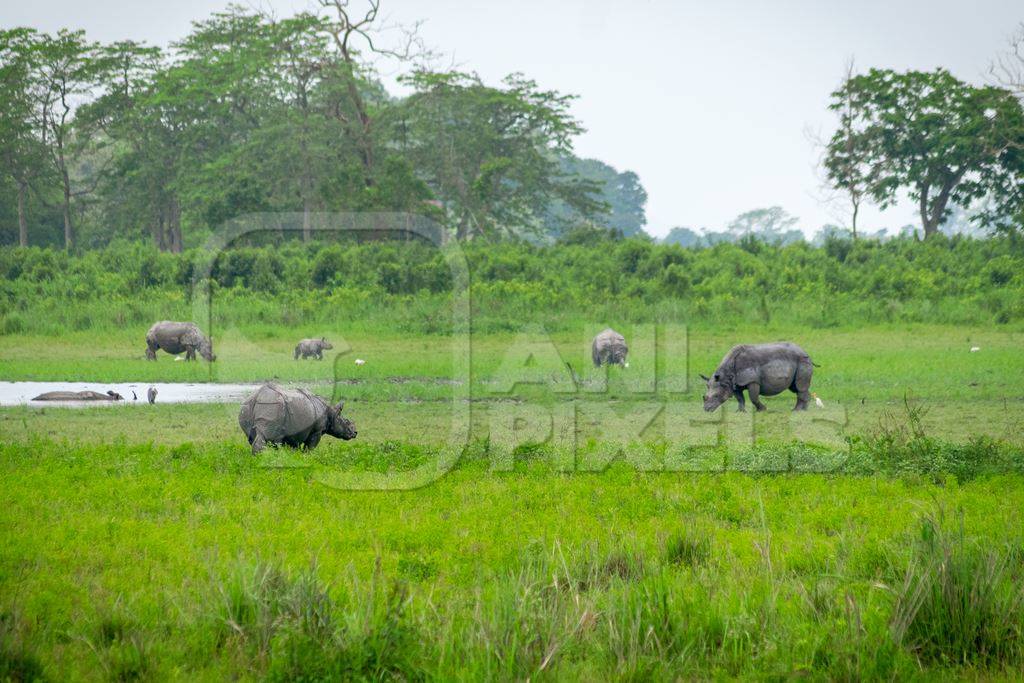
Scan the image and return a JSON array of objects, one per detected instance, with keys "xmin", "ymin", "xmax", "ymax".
[
  {"xmin": 0, "ymin": 5, "xmax": 646, "ymax": 251},
  {"xmin": 5, "ymin": 7, "xmax": 1023, "ymax": 253},
  {"xmin": 2, "ymin": 235, "xmax": 1022, "ymax": 335}
]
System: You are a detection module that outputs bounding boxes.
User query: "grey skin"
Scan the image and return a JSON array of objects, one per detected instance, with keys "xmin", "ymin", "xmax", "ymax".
[
  {"xmin": 33, "ymin": 390, "xmax": 123, "ymax": 401},
  {"xmin": 701, "ymin": 342, "xmax": 816, "ymax": 412},
  {"xmin": 592, "ymin": 328, "xmax": 628, "ymax": 367},
  {"xmin": 238, "ymin": 383, "xmax": 357, "ymax": 455},
  {"xmin": 145, "ymin": 321, "xmax": 215, "ymax": 361},
  {"xmin": 294, "ymin": 337, "xmax": 333, "ymax": 360}
]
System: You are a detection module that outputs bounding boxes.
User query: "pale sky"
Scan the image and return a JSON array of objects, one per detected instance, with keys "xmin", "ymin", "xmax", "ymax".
[{"xmin": 4, "ymin": 0, "xmax": 1020, "ymax": 237}]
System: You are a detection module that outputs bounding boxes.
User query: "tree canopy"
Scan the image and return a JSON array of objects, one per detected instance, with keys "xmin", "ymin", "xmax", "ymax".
[
  {"xmin": 825, "ymin": 68, "xmax": 1024, "ymax": 238},
  {"xmin": 0, "ymin": 6, "xmax": 638, "ymax": 249}
]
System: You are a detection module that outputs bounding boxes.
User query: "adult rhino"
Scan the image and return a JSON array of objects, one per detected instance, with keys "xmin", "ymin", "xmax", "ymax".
[
  {"xmin": 592, "ymin": 328, "xmax": 629, "ymax": 367},
  {"xmin": 145, "ymin": 321, "xmax": 215, "ymax": 361},
  {"xmin": 294, "ymin": 337, "xmax": 333, "ymax": 360},
  {"xmin": 33, "ymin": 390, "xmax": 123, "ymax": 401},
  {"xmin": 238, "ymin": 383, "xmax": 356, "ymax": 454},
  {"xmin": 701, "ymin": 342, "xmax": 816, "ymax": 412}
]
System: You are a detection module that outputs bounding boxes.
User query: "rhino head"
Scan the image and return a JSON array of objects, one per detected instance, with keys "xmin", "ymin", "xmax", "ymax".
[
  {"xmin": 199, "ymin": 336, "xmax": 216, "ymax": 362},
  {"xmin": 327, "ymin": 400, "xmax": 357, "ymax": 440},
  {"xmin": 320, "ymin": 337, "xmax": 334, "ymax": 350},
  {"xmin": 700, "ymin": 373, "xmax": 733, "ymax": 412}
]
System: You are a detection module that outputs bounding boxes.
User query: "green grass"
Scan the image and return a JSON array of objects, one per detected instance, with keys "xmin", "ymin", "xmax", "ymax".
[
  {"xmin": 2, "ymin": 322, "xmax": 1024, "ymax": 678},
  {"xmin": 2, "ymin": 440, "xmax": 1024, "ymax": 679}
]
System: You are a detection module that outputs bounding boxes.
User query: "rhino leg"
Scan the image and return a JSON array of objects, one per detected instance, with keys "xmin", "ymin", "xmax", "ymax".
[
  {"xmin": 747, "ymin": 383, "xmax": 767, "ymax": 411},
  {"xmin": 294, "ymin": 346, "xmax": 300, "ymax": 360},
  {"xmin": 145, "ymin": 344, "xmax": 157, "ymax": 361},
  {"xmin": 791, "ymin": 362, "xmax": 813, "ymax": 411},
  {"xmin": 733, "ymin": 389, "xmax": 746, "ymax": 412},
  {"xmin": 185, "ymin": 346, "xmax": 196, "ymax": 361},
  {"xmin": 304, "ymin": 432, "xmax": 322, "ymax": 450}
]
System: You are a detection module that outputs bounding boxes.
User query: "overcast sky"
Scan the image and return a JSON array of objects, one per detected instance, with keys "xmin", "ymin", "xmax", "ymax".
[{"xmin": 4, "ymin": 0, "xmax": 1020, "ymax": 237}]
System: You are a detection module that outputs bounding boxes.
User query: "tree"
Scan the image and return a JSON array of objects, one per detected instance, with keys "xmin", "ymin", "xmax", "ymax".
[
  {"xmin": 34, "ymin": 29, "xmax": 101, "ymax": 249},
  {"xmin": 398, "ymin": 70, "xmax": 603, "ymax": 240},
  {"xmin": 662, "ymin": 226, "xmax": 702, "ymax": 248},
  {"xmin": 821, "ymin": 60, "xmax": 879, "ymax": 239},
  {"xmin": 0, "ymin": 28, "xmax": 50, "ymax": 246},
  {"xmin": 726, "ymin": 206, "xmax": 802, "ymax": 244},
  {"xmin": 992, "ymin": 23, "xmax": 1024, "ymax": 101},
  {"xmin": 827, "ymin": 68, "xmax": 1024, "ymax": 238},
  {"xmin": 542, "ymin": 156, "xmax": 645, "ymax": 239},
  {"xmin": 315, "ymin": 0, "xmax": 432, "ymax": 190}
]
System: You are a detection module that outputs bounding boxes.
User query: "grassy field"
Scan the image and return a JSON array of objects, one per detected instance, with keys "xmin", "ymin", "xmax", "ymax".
[{"xmin": 3, "ymin": 323, "xmax": 1024, "ymax": 679}]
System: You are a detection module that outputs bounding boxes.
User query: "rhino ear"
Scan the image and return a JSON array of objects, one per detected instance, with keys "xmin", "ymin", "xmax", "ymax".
[
  {"xmin": 334, "ymin": 400, "xmax": 345, "ymax": 413},
  {"xmin": 699, "ymin": 374, "xmax": 710, "ymax": 381}
]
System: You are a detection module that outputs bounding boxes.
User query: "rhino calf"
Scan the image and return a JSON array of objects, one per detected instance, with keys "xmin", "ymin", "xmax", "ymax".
[
  {"xmin": 238, "ymin": 383, "xmax": 356, "ymax": 454},
  {"xmin": 592, "ymin": 328, "xmax": 628, "ymax": 367},
  {"xmin": 294, "ymin": 337, "xmax": 333, "ymax": 360},
  {"xmin": 146, "ymin": 321, "xmax": 215, "ymax": 361},
  {"xmin": 701, "ymin": 342, "xmax": 816, "ymax": 412}
]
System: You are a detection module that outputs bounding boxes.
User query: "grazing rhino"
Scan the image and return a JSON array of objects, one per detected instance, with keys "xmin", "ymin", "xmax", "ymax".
[
  {"xmin": 294, "ymin": 337, "xmax": 333, "ymax": 360},
  {"xmin": 145, "ymin": 321, "xmax": 215, "ymax": 361},
  {"xmin": 701, "ymin": 342, "xmax": 816, "ymax": 412},
  {"xmin": 592, "ymin": 328, "xmax": 629, "ymax": 367},
  {"xmin": 33, "ymin": 390, "xmax": 123, "ymax": 401},
  {"xmin": 238, "ymin": 383, "xmax": 356, "ymax": 454}
]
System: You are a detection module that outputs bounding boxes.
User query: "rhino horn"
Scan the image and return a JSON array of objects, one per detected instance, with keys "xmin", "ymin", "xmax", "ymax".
[
  {"xmin": 334, "ymin": 400, "xmax": 345, "ymax": 412},
  {"xmin": 699, "ymin": 373, "xmax": 710, "ymax": 381}
]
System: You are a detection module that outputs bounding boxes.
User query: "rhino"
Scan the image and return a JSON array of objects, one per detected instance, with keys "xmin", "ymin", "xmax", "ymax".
[
  {"xmin": 238, "ymin": 383, "xmax": 356, "ymax": 454},
  {"xmin": 294, "ymin": 337, "xmax": 333, "ymax": 360},
  {"xmin": 592, "ymin": 328, "xmax": 629, "ymax": 367},
  {"xmin": 33, "ymin": 390, "xmax": 123, "ymax": 401},
  {"xmin": 701, "ymin": 342, "xmax": 816, "ymax": 412},
  {"xmin": 145, "ymin": 321, "xmax": 215, "ymax": 361}
]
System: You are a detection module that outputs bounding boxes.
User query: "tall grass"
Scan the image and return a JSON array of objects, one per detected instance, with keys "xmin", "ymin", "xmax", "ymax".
[
  {"xmin": 47, "ymin": 527, "xmax": 1021, "ymax": 680},
  {"xmin": 889, "ymin": 513, "xmax": 1024, "ymax": 667}
]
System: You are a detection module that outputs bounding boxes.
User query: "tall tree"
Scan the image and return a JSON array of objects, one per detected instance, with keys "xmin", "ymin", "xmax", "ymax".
[
  {"xmin": 315, "ymin": 0, "xmax": 430, "ymax": 191},
  {"xmin": 726, "ymin": 206, "xmax": 802, "ymax": 243},
  {"xmin": 543, "ymin": 157, "xmax": 644, "ymax": 238},
  {"xmin": 827, "ymin": 68, "xmax": 1024, "ymax": 238},
  {"xmin": 35, "ymin": 29, "xmax": 99, "ymax": 249},
  {"xmin": 821, "ymin": 60, "xmax": 879, "ymax": 239},
  {"xmin": 399, "ymin": 71, "xmax": 603, "ymax": 240},
  {"xmin": 0, "ymin": 28, "xmax": 49, "ymax": 246}
]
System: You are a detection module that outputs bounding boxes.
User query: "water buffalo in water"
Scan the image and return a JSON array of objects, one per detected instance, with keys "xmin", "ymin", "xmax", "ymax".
[
  {"xmin": 294, "ymin": 337, "xmax": 333, "ymax": 360},
  {"xmin": 592, "ymin": 328, "xmax": 629, "ymax": 367},
  {"xmin": 33, "ymin": 390, "xmax": 123, "ymax": 401},
  {"xmin": 238, "ymin": 383, "xmax": 356, "ymax": 454},
  {"xmin": 701, "ymin": 342, "xmax": 816, "ymax": 412},
  {"xmin": 145, "ymin": 321, "xmax": 215, "ymax": 361}
]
